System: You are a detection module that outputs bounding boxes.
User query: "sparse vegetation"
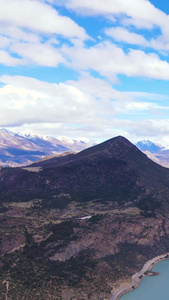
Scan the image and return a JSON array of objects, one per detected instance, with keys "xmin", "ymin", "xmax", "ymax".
[{"xmin": 1, "ymin": 136, "xmax": 169, "ymax": 299}]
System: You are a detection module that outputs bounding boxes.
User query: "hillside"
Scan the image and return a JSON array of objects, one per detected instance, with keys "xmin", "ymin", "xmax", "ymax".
[{"xmin": 1, "ymin": 136, "xmax": 169, "ymax": 299}]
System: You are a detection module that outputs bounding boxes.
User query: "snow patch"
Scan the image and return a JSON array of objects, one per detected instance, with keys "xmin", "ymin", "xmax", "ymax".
[
  {"xmin": 18, "ymin": 129, "xmax": 52, "ymax": 141},
  {"xmin": 57, "ymin": 136, "xmax": 74, "ymax": 145}
]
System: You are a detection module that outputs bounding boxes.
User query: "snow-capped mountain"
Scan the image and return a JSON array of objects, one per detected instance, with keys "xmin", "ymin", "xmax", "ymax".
[
  {"xmin": 17, "ymin": 129, "xmax": 53, "ymax": 142},
  {"xmin": 136, "ymin": 140, "xmax": 164, "ymax": 153},
  {"xmin": 18, "ymin": 130, "xmax": 92, "ymax": 153},
  {"xmin": 1, "ymin": 128, "xmax": 16, "ymax": 136},
  {"xmin": 0, "ymin": 128, "xmax": 93, "ymax": 167},
  {"xmin": 136, "ymin": 140, "xmax": 169, "ymax": 168},
  {"xmin": 57, "ymin": 136, "xmax": 75, "ymax": 145}
]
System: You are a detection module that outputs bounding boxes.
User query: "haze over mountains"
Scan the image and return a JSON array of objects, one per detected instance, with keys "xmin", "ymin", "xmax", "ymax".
[
  {"xmin": 0, "ymin": 128, "xmax": 93, "ymax": 167},
  {"xmin": 1, "ymin": 136, "xmax": 169, "ymax": 299}
]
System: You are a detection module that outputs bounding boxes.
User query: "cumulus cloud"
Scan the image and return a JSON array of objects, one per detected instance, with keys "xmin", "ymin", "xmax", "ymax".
[
  {"xmin": 59, "ymin": 0, "xmax": 169, "ymax": 53},
  {"xmin": 0, "ymin": 0, "xmax": 89, "ymax": 67},
  {"xmin": 129, "ymin": 119, "xmax": 169, "ymax": 142},
  {"xmin": 67, "ymin": 72, "xmax": 132, "ymax": 102},
  {"xmin": 63, "ymin": 41, "xmax": 169, "ymax": 80},
  {"xmin": 0, "ymin": 50, "xmax": 25, "ymax": 66},
  {"xmin": 0, "ymin": 0, "xmax": 169, "ymax": 146},
  {"xmin": 61, "ymin": 0, "xmax": 167, "ymax": 29},
  {"xmin": 0, "ymin": 0, "xmax": 88, "ymax": 39},
  {"xmin": 11, "ymin": 42, "xmax": 66, "ymax": 67},
  {"xmin": 0, "ymin": 26, "xmax": 40, "ymax": 44},
  {"xmin": 0, "ymin": 0, "xmax": 169, "ymax": 73},
  {"xmin": 104, "ymin": 26, "xmax": 169, "ymax": 53},
  {"xmin": 0, "ymin": 75, "xmax": 169, "ymax": 142},
  {"xmin": 105, "ymin": 27, "xmax": 149, "ymax": 47},
  {"xmin": 0, "ymin": 75, "xmax": 116, "ymax": 127}
]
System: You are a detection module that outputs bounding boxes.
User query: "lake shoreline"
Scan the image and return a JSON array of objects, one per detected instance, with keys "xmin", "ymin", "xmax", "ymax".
[{"xmin": 110, "ymin": 252, "xmax": 169, "ymax": 300}]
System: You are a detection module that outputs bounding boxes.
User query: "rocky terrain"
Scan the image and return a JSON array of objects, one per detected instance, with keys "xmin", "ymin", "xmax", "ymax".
[{"xmin": 1, "ymin": 136, "xmax": 169, "ymax": 299}]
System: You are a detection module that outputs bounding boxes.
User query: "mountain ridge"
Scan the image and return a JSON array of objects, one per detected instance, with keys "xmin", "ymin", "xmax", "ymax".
[
  {"xmin": 1, "ymin": 128, "xmax": 169, "ymax": 168},
  {"xmin": 0, "ymin": 128, "xmax": 93, "ymax": 167}
]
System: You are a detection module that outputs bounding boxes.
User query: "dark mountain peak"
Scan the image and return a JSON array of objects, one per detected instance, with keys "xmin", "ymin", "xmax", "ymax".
[
  {"xmin": 103, "ymin": 135, "xmax": 135, "ymax": 151},
  {"xmin": 1, "ymin": 135, "xmax": 169, "ymax": 214},
  {"xmin": 109, "ymin": 135, "xmax": 128, "ymax": 142},
  {"xmin": 30, "ymin": 135, "xmax": 148, "ymax": 170},
  {"xmin": 30, "ymin": 136, "xmax": 134, "ymax": 168},
  {"xmin": 74, "ymin": 135, "xmax": 141, "ymax": 162}
]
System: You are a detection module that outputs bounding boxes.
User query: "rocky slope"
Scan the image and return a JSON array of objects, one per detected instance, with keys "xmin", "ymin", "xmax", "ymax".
[{"xmin": 1, "ymin": 136, "xmax": 169, "ymax": 299}]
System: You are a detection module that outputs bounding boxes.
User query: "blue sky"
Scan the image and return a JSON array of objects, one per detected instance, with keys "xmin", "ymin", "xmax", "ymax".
[{"xmin": 1, "ymin": 0, "xmax": 169, "ymax": 145}]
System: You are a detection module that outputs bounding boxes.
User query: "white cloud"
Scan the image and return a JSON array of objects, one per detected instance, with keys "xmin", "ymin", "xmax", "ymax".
[
  {"xmin": 129, "ymin": 119, "xmax": 169, "ymax": 141},
  {"xmin": 0, "ymin": 50, "xmax": 25, "ymax": 66},
  {"xmin": 126, "ymin": 92, "xmax": 169, "ymax": 101},
  {"xmin": 61, "ymin": 0, "xmax": 167, "ymax": 30},
  {"xmin": 120, "ymin": 102, "xmax": 168, "ymax": 112},
  {"xmin": 60, "ymin": 0, "xmax": 169, "ymax": 53},
  {"xmin": 11, "ymin": 42, "xmax": 66, "ymax": 67},
  {"xmin": 0, "ymin": 26, "xmax": 40, "ymax": 44},
  {"xmin": 0, "ymin": 0, "xmax": 91, "ymax": 67},
  {"xmin": 67, "ymin": 72, "xmax": 132, "ymax": 101},
  {"xmin": 1, "ymin": 0, "xmax": 169, "ymax": 146},
  {"xmin": 63, "ymin": 41, "xmax": 169, "ymax": 80},
  {"xmin": 0, "ymin": 75, "xmax": 116, "ymax": 127},
  {"xmin": 105, "ymin": 27, "xmax": 149, "ymax": 46},
  {"xmin": 104, "ymin": 26, "xmax": 169, "ymax": 53},
  {"xmin": 0, "ymin": 75, "xmax": 169, "ymax": 144},
  {"xmin": 0, "ymin": 0, "xmax": 89, "ymax": 67},
  {"xmin": 0, "ymin": 0, "xmax": 88, "ymax": 40}
]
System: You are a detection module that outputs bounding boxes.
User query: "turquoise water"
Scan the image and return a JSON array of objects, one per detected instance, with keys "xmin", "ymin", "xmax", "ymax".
[{"xmin": 120, "ymin": 259, "xmax": 169, "ymax": 300}]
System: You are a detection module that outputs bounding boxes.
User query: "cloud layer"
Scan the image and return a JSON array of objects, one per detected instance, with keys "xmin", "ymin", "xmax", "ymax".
[
  {"xmin": 0, "ymin": 74, "xmax": 169, "ymax": 144},
  {"xmin": 0, "ymin": 0, "xmax": 169, "ymax": 144}
]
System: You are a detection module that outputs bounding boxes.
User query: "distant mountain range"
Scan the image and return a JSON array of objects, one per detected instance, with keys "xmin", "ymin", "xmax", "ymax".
[
  {"xmin": 0, "ymin": 128, "xmax": 93, "ymax": 167},
  {"xmin": 1, "ymin": 128, "xmax": 169, "ymax": 168},
  {"xmin": 136, "ymin": 140, "xmax": 164, "ymax": 153},
  {"xmin": 136, "ymin": 140, "xmax": 169, "ymax": 167}
]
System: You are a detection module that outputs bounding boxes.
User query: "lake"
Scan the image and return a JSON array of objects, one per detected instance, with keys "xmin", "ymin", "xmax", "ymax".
[{"xmin": 121, "ymin": 259, "xmax": 169, "ymax": 300}]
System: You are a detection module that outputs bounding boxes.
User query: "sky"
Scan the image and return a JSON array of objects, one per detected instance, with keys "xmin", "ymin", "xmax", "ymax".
[{"xmin": 1, "ymin": 0, "xmax": 169, "ymax": 145}]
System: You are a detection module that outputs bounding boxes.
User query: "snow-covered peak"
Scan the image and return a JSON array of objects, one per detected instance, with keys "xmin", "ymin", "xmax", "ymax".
[
  {"xmin": 17, "ymin": 129, "xmax": 52, "ymax": 141},
  {"xmin": 137, "ymin": 140, "xmax": 162, "ymax": 147},
  {"xmin": 136, "ymin": 140, "xmax": 164, "ymax": 153},
  {"xmin": 57, "ymin": 136, "xmax": 74, "ymax": 145},
  {"xmin": 0, "ymin": 128, "xmax": 16, "ymax": 135},
  {"xmin": 138, "ymin": 140, "xmax": 151, "ymax": 146}
]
